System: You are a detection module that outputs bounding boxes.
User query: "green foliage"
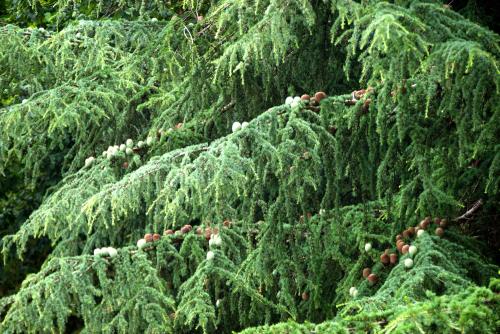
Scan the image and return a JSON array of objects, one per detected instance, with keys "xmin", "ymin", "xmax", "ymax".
[
  {"xmin": 1, "ymin": 0, "xmax": 185, "ymax": 26},
  {"xmin": 238, "ymin": 285, "xmax": 500, "ymax": 333},
  {"xmin": 0, "ymin": 0, "xmax": 499, "ymax": 333},
  {"xmin": 0, "ymin": 250, "xmax": 176, "ymax": 333}
]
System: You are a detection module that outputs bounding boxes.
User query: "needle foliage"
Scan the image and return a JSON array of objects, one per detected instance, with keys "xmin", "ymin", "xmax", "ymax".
[{"xmin": 0, "ymin": 0, "xmax": 499, "ymax": 333}]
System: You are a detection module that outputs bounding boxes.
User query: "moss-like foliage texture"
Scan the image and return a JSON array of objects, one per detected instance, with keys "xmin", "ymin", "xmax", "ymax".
[{"xmin": 0, "ymin": 0, "xmax": 499, "ymax": 333}]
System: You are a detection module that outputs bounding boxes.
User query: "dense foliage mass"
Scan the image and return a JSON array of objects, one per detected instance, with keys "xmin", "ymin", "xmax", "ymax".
[{"xmin": 0, "ymin": 0, "xmax": 499, "ymax": 333}]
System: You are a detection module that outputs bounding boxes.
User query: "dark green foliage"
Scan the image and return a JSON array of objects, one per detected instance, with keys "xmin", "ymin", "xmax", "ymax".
[{"xmin": 0, "ymin": 0, "xmax": 499, "ymax": 333}]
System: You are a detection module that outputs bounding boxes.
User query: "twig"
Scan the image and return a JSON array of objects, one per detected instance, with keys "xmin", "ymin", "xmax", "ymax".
[
  {"xmin": 221, "ymin": 100, "xmax": 236, "ymax": 113},
  {"xmin": 453, "ymin": 199, "xmax": 483, "ymax": 222},
  {"xmin": 196, "ymin": 23, "xmax": 213, "ymax": 37}
]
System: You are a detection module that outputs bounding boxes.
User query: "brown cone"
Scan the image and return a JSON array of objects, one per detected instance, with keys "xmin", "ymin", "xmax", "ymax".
[
  {"xmin": 368, "ymin": 273, "xmax": 378, "ymax": 284},
  {"xmin": 301, "ymin": 292, "xmax": 309, "ymax": 301},
  {"xmin": 396, "ymin": 241, "xmax": 404, "ymax": 252},
  {"xmin": 204, "ymin": 227, "xmax": 211, "ymax": 240},
  {"xmin": 314, "ymin": 91, "xmax": 327, "ymax": 103},
  {"xmin": 420, "ymin": 219, "xmax": 429, "ymax": 230}
]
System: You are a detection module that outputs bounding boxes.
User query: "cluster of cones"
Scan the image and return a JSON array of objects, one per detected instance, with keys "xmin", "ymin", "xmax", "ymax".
[
  {"xmin": 84, "ymin": 122, "xmax": 185, "ymax": 170},
  {"xmin": 137, "ymin": 220, "xmax": 232, "ymax": 250},
  {"xmin": 344, "ymin": 88, "xmax": 373, "ymax": 113},
  {"xmin": 163, "ymin": 223, "xmax": 193, "ymax": 237},
  {"xmin": 299, "ymin": 91, "xmax": 328, "ymax": 113},
  {"xmin": 395, "ymin": 216, "xmax": 447, "ymax": 253},
  {"xmin": 361, "ymin": 216, "xmax": 448, "ymax": 287},
  {"xmin": 119, "ymin": 123, "xmax": 184, "ymax": 169}
]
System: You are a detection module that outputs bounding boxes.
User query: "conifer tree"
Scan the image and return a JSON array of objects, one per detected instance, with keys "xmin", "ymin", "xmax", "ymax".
[{"xmin": 0, "ymin": 0, "xmax": 499, "ymax": 333}]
